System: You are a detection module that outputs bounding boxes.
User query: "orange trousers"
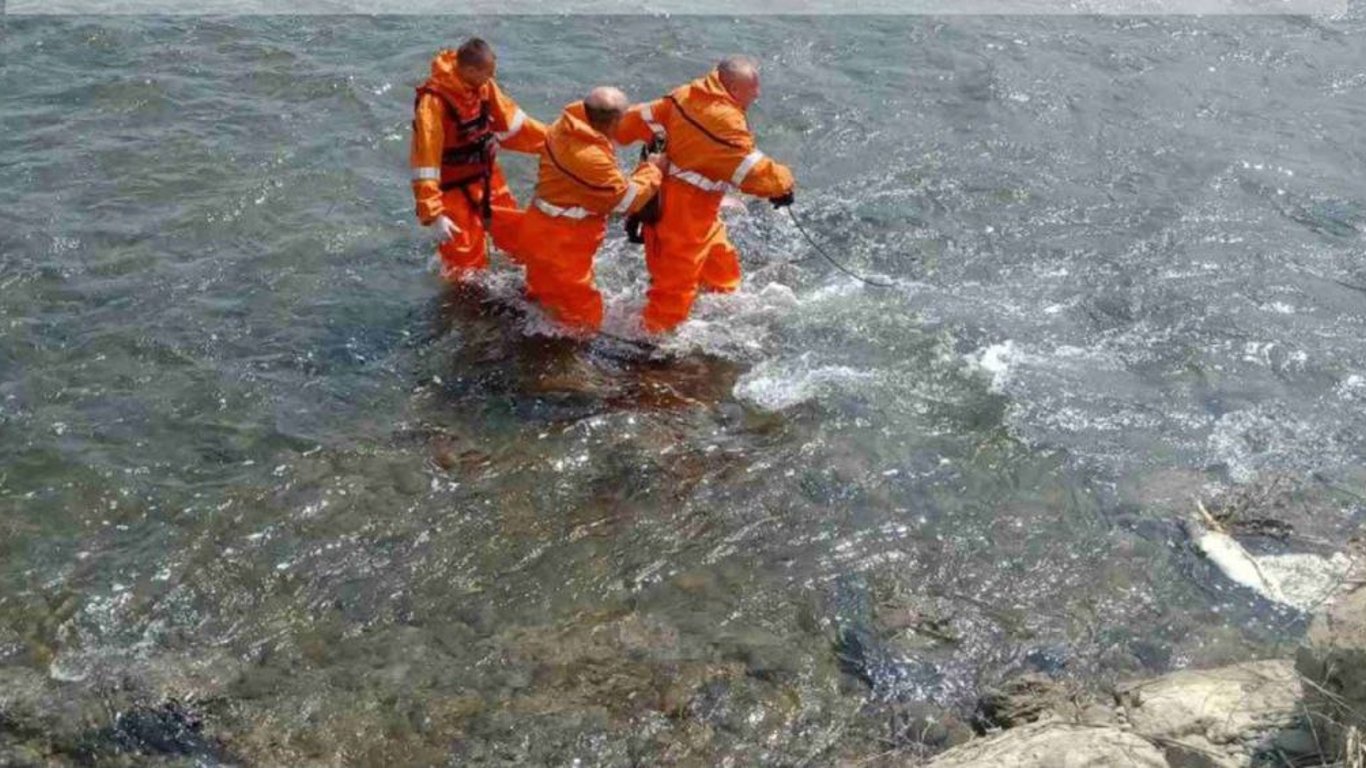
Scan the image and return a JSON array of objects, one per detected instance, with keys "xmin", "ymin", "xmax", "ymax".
[
  {"xmin": 519, "ymin": 207, "xmax": 607, "ymax": 332},
  {"xmin": 435, "ymin": 165, "xmax": 525, "ymax": 279},
  {"xmin": 642, "ymin": 177, "xmax": 742, "ymax": 333}
]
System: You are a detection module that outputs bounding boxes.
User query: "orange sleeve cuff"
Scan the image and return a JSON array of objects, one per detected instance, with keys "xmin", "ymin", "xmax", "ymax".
[{"xmin": 738, "ymin": 157, "xmax": 794, "ymax": 199}]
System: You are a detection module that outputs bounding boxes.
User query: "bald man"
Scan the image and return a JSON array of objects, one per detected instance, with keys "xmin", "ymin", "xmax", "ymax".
[
  {"xmin": 615, "ymin": 56, "xmax": 795, "ymax": 333},
  {"xmin": 517, "ymin": 87, "xmax": 666, "ymax": 333}
]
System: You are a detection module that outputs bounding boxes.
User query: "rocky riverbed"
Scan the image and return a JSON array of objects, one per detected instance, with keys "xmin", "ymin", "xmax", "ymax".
[{"xmin": 921, "ymin": 582, "xmax": 1366, "ymax": 768}]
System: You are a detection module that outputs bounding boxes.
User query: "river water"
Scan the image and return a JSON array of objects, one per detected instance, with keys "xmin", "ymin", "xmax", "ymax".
[{"xmin": 2, "ymin": 9, "xmax": 1366, "ymax": 766}]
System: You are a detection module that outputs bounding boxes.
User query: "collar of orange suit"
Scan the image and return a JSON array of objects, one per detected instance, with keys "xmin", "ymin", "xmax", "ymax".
[
  {"xmin": 542, "ymin": 101, "xmax": 619, "ymax": 193},
  {"xmin": 555, "ymin": 101, "xmax": 614, "ymax": 148},
  {"xmin": 688, "ymin": 69, "xmax": 746, "ymax": 113},
  {"xmin": 422, "ymin": 49, "xmax": 491, "ymax": 107}
]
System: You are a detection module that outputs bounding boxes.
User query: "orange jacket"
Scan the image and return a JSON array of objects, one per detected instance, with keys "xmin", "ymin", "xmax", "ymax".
[
  {"xmin": 615, "ymin": 70, "xmax": 793, "ymax": 199},
  {"xmin": 532, "ymin": 101, "xmax": 662, "ymax": 220},
  {"xmin": 409, "ymin": 49, "xmax": 547, "ymax": 225}
]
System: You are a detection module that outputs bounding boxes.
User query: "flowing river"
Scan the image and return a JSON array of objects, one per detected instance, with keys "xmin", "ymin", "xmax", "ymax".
[{"xmin": 2, "ymin": 8, "xmax": 1366, "ymax": 765}]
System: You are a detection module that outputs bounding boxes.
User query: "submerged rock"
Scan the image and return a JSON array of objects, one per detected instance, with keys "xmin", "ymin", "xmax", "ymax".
[
  {"xmin": 829, "ymin": 574, "xmax": 945, "ymax": 702},
  {"xmin": 83, "ymin": 700, "xmax": 227, "ymax": 764},
  {"xmin": 973, "ymin": 673, "xmax": 1078, "ymax": 730}
]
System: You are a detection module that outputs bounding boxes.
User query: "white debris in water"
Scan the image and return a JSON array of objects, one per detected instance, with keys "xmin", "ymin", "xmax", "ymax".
[{"xmin": 1193, "ymin": 525, "xmax": 1354, "ymax": 612}]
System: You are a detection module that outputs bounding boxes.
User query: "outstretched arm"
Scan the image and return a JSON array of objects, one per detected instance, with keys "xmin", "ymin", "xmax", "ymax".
[
  {"xmin": 614, "ymin": 98, "xmax": 668, "ymax": 146},
  {"xmin": 490, "ymin": 81, "xmax": 547, "ymax": 154},
  {"xmin": 734, "ymin": 149, "xmax": 794, "ymax": 200}
]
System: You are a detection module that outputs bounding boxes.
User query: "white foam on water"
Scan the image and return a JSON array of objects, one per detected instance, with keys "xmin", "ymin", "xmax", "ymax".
[
  {"xmin": 967, "ymin": 340, "xmax": 1118, "ymax": 395},
  {"xmin": 734, "ymin": 354, "xmax": 876, "ymax": 411},
  {"xmin": 972, "ymin": 340, "xmax": 1019, "ymax": 393},
  {"xmin": 1206, "ymin": 405, "xmax": 1336, "ymax": 484},
  {"xmin": 1337, "ymin": 373, "xmax": 1365, "ymax": 400}
]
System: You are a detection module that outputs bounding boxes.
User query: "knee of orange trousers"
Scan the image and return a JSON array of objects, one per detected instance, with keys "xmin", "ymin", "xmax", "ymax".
[
  {"xmin": 487, "ymin": 205, "xmax": 525, "ymax": 265},
  {"xmin": 641, "ymin": 284, "xmax": 698, "ymax": 334},
  {"xmin": 698, "ymin": 239, "xmax": 742, "ymax": 293},
  {"xmin": 526, "ymin": 265, "xmax": 603, "ymax": 331},
  {"xmin": 641, "ymin": 227, "xmax": 708, "ymax": 334},
  {"xmin": 535, "ymin": 286, "xmax": 604, "ymax": 332}
]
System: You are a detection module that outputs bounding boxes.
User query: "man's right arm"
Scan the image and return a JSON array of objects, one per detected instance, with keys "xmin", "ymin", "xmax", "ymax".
[
  {"xmin": 618, "ymin": 160, "xmax": 664, "ymax": 215},
  {"xmin": 409, "ymin": 94, "xmax": 446, "ymax": 225},
  {"xmin": 614, "ymin": 98, "xmax": 668, "ymax": 146},
  {"xmin": 734, "ymin": 152, "xmax": 794, "ymax": 200}
]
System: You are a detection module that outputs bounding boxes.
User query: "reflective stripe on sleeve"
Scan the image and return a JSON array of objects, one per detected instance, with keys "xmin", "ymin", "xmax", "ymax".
[
  {"xmin": 730, "ymin": 150, "xmax": 765, "ymax": 186},
  {"xmin": 412, "ymin": 166, "xmax": 441, "ymax": 181},
  {"xmin": 533, "ymin": 198, "xmax": 593, "ymax": 220},
  {"xmin": 668, "ymin": 166, "xmax": 730, "ymax": 193},
  {"xmin": 495, "ymin": 108, "xmax": 527, "ymax": 142},
  {"xmin": 639, "ymin": 104, "xmax": 665, "ymax": 135},
  {"xmin": 612, "ymin": 183, "xmax": 640, "ymax": 214}
]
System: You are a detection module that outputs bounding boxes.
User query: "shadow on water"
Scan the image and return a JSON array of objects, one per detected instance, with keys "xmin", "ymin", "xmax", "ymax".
[{"xmin": 415, "ymin": 282, "xmax": 749, "ymax": 418}]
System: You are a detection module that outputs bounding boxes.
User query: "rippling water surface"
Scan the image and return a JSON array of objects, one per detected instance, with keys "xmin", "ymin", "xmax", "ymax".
[{"xmin": 2, "ymin": 10, "xmax": 1366, "ymax": 766}]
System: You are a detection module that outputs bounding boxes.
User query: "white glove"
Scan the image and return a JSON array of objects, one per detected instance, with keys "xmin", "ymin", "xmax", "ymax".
[{"xmin": 431, "ymin": 214, "xmax": 461, "ymax": 244}]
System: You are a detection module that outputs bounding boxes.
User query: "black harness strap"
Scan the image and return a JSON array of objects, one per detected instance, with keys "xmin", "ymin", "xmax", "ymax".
[{"xmin": 418, "ymin": 89, "xmax": 497, "ymax": 221}]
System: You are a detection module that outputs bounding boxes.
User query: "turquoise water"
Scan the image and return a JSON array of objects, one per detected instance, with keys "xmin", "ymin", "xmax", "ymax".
[{"xmin": 2, "ymin": 12, "xmax": 1366, "ymax": 765}]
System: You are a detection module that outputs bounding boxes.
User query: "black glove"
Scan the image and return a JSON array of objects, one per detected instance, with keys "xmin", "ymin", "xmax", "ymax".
[
  {"xmin": 624, "ymin": 214, "xmax": 645, "ymax": 245},
  {"xmin": 770, "ymin": 190, "xmax": 795, "ymax": 209}
]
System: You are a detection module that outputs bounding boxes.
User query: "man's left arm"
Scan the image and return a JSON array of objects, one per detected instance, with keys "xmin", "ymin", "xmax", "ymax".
[{"xmin": 489, "ymin": 81, "xmax": 547, "ymax": 154}]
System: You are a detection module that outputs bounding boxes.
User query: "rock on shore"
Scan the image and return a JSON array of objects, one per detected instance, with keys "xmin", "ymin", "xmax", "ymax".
[{"xmin": 926, "ymin": 585, "xmax": 1366, "ymax": 768}]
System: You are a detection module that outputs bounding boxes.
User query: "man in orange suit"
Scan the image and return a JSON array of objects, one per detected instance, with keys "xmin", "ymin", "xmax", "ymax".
[
  {"xmin": 616, "ymin": 55, "xmax": 795, "ymax": 333},
  {"xmin": 519, "ymin": 87, "xmax": 665, "ymax": 333},
  {"xmin": 409, "ymin": 38, "xmax": 546, "ymax": 279}
]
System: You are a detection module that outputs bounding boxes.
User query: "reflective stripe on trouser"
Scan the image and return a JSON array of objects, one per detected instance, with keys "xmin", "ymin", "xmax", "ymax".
[
  {"xmin": 435, "ymin": 164, "xmax": 525, "ymax": 277},
  {"xmin": 520, "ymin": 207, "xmax": 607, "ymax": 332},
  {"xmin": 642, "ymin": 176, "xmax": 741, "ymax": 334}
]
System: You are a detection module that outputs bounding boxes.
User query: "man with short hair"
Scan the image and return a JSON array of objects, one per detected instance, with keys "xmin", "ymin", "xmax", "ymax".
[
  {"xmin": 518, "ymin": 87, "xmax": 665, "ymax": 333},
  {"xmin": 409, "ymin": 38, "xmax": 546, "ymax": 279},
  {"xmin": 615, "ymin": 55, "xmax": 796, "ymax": 333}
]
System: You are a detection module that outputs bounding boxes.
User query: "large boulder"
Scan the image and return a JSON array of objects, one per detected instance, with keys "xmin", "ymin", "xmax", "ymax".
[
  {"xmin": 925, "ymin": 721, "xmax": 1168, "ymax": 768},
  {"xmin": 1296, "ymin": 584, "xmax": 1366, "ymax": 762},
  {"xmin": 1119, "ymin": 659, "xmax": 1301, "ymax": 768}
]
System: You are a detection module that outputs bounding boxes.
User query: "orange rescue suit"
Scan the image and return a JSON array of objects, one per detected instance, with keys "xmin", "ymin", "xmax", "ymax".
[
  {"xmin": 616, "ymin": 70, "xmax": 794, "ymax": 333},
  {"xmin": 520, "ymin": 102, "xmax": 662, "ymax": 332},
  {"xmin": 409, "ymin": 49, "xmax": 546, "ymax": 278}
]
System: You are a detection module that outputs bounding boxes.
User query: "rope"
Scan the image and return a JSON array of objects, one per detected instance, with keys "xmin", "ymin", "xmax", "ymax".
[{"xmin": 784, "ymin": 207, "xmax": 896, "ymax": 288}]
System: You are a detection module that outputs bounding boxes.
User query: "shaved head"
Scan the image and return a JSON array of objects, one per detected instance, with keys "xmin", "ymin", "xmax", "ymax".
[
  {"xmin": 717, "ymin": 55, "xmax": 762, "ymax": 108},
  {"xmin": 718, "ymin": 55, "xmax": 759, "ymax": 84},
  {"xmin": 584, "ymin": 86, "xmax": 629, "ymax": 132}
]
